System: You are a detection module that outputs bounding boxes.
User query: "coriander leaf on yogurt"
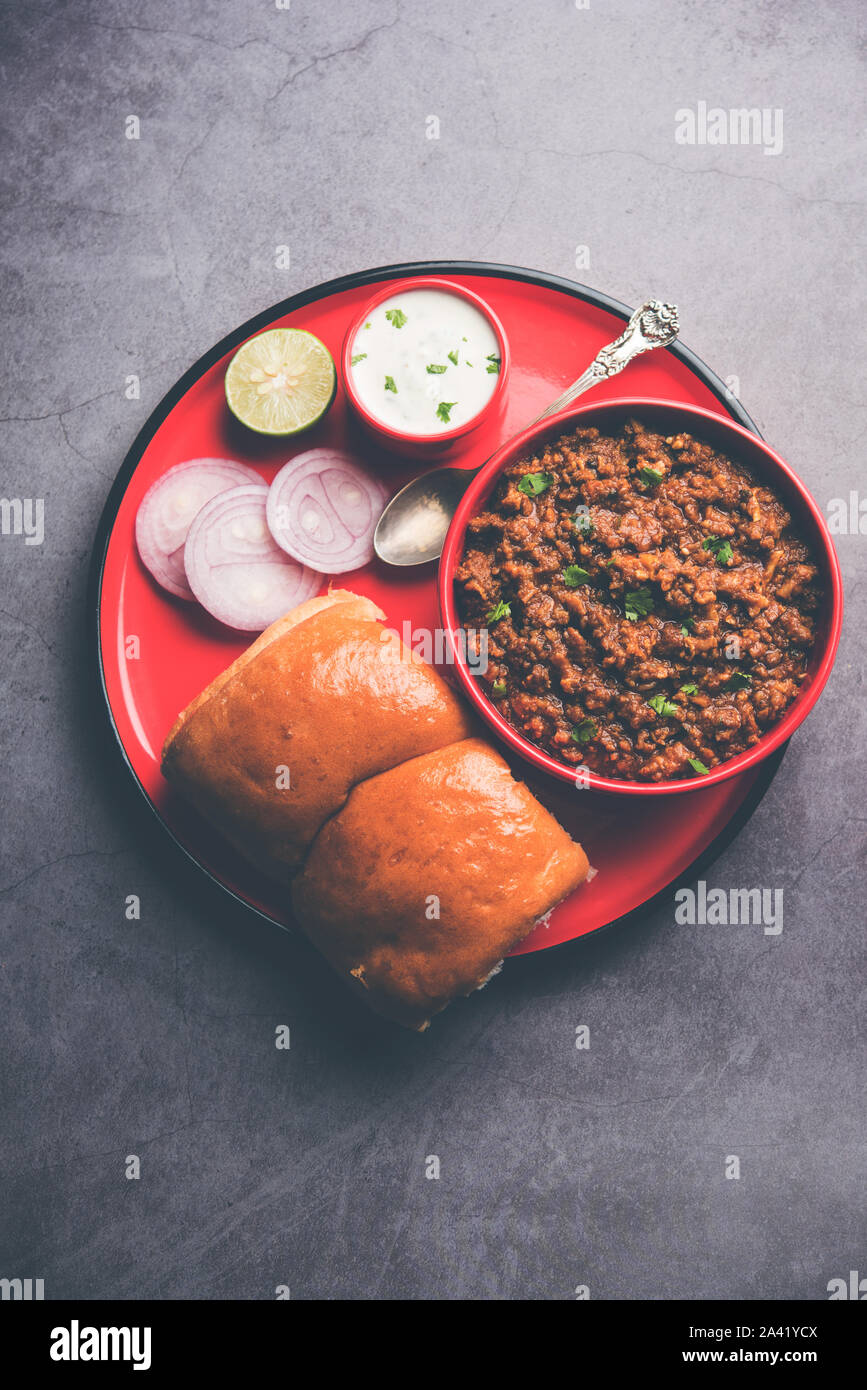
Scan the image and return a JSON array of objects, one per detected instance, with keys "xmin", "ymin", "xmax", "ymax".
[
  {"xmin": 384, "ymin": 375, "xmax": 397, "ymax": 393},
  {"xmin": 350, "ymin": 288, "xmax": 500, "ymax": 433},
  {"xmin": 486, "ymin": 353, "xmax": 501, "ymax": 374},
  {"xmin": 351, "ymin": 353, "xmax": 367, "ymax": 366}
]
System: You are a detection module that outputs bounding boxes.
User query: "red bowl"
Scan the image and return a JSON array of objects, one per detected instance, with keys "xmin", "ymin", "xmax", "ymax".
[
  {"xmin": 341, "ymin": 276, "xmax": 510, "ymax": 459},
  {"xmin": 439, "ymin": 397, "xmax": 843, "ymax": 796}
]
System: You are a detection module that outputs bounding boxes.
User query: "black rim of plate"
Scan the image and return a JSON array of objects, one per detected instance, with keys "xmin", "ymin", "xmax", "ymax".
[{"xmin": 87, "ymin": 259, "xmax": 786, "ymax": 958}]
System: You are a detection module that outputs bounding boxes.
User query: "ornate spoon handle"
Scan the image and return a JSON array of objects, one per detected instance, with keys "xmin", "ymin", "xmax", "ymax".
[{"xmin": 528, "ymin": 299, "xmax": 680, "ymax": 425}]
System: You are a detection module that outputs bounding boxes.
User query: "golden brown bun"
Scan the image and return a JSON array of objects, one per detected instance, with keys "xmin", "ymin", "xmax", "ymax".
[
  {"xmin": 161, "ymin": 590, "xmax": 474, "ymax": 879},
  {"xmin": 164, "ymin": 589, "xmax": 383, "ymax": 742},
  {"xmin": 292, "ymin": 738, "xmax": 589, "ymax": 1029}
]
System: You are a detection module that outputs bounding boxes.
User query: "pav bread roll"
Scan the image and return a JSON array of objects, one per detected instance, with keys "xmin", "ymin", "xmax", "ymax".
[
  {"xmin": 292, "ymin": 738, "xmax": 589, "ymax": 1029},
  {"xmin": 161, "ymin": 590, "xmax": 474, "ymax": 878}
]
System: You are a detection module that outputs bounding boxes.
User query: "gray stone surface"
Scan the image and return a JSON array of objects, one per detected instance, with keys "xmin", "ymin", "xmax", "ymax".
[{"xmin": 1, "ymin": 0, "xmax": 864, "ymax": 1301}]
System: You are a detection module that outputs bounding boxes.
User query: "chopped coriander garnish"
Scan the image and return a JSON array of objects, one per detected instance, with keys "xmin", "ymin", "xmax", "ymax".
[
  {"xmin": 571, "ymin": 718, "xmax": 598, "ymax": 744},
  {"xmin": 486, "ymin": 599, "xmax": 511, "ymax": 624},
  {"xmin": 436, "ymin": 400, "xmax": 457, "ymax": 423},
  {"xmin": 384, "ymin": 375, "xmax": 397, "ymax": 393},
  {"xmin": 350, "ymin": 353, "xmax": 367, "ymax": 366},
  {"xmin": 517, "ymin": 470, "xmax": 553, "ymax": 497},
  {"xmin": 681, "ymin": 617, "xmax": 695, "ymax": 637},
  {"xmin": 491, "ymin": 680, "xmax": 507, "ymax": 697},
  {"xmin": 486, "ymin": 353, "xmax": 501, "ymax": 374},
  {"xmin": 385, "ymin": 308, "xmax": 407, "ymax": 328},
  {"xmin": 447, "ymin": 349, "xmax": 459, "ymax": 366},
  {"xmin": 703, "ymin": 535, "xmax": 733, "ymax": 565},
  {"xmin": 638, "ymin": 466, "xmax": 664, "ymax": 486},
  {"xmin": 465, "ymin": 361, "xmax": 473, "ymax": 367},
  {"xmin": 562, "ymin": 565, "xmax": 591, "ymax": 588},
  {"xmin": 462, "ymin": 336, "xmax": 468, "ymax": 342},
  {"xmin": 574, "ymin": 511, "xmax": 594, "ymax": 536},
  {"xmin": 364, "ymin": 321, "xmax": 371, "ymax": 328},
  {"xmin": 648, "ymin": 693, "xmax": 679, "ymax": 718},
  {"xmin": 426, "ymin": 363, "xmax": 448, "ymax": 374},
  {"xmin": 688, "ymin": 757, "xmax": 710, "ymax": 775},
  {"xmin": 624, "ymin": 586, "xmax": 654, "ymax": 621},
  {"xmin": 679, "ymin": 682, "xmax": 699, "ymax": 696},
  {"xmin": 726, "ymin": 671, "xmax": 752, "ymax": 691}
]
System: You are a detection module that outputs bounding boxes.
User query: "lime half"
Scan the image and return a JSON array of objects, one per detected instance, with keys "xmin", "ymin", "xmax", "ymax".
[{"xmin": 225, "ymin": 328, "xmax": 336, "ymax": 436}]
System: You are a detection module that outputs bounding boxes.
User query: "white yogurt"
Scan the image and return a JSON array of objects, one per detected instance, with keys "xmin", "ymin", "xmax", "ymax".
[{"xmin": 349, "ymin": 288, "xmax": 502, "ymax": 435}]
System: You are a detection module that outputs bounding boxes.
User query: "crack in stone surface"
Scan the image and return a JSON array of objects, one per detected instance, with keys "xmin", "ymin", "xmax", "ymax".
[{"xmin": 266, "ymin": 7, "xmax": 402, "ymax": 105}]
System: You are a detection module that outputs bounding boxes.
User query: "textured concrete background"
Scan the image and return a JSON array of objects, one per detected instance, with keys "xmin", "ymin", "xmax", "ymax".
[{"xmin": 1, "ymin": 0, "xmax": 864, "ymax": 1301}]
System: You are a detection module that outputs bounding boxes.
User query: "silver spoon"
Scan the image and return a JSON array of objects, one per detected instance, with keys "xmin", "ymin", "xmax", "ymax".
[{"xmin": 373, "ymin": 298, "xmax": 680, "ymax": 567}]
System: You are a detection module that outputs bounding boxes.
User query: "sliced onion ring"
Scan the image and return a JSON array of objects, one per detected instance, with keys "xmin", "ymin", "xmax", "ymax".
[
  {"xmin": 184, "ymin": 483, "xmax": 322, "ymax": 631},
  {"xmin": 135, "ymin": 457, "xmax": 261, "ymax": 599},
  {"xmin": 266, "ymin": 448, "xmax": 389, "ymax": 574}
]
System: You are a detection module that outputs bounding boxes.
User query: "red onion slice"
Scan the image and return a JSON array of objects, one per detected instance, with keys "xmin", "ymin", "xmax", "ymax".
[
  {"xmin": 184, "ymin": 483, "xmax": 322, "ymax": 631},
  {"xmin": 266, "ymin": 448, "xmax": 388, "ymax": 574},
  {"xmin": 135, "ymin": 457, "xmax": 261, "ymax": 599}
]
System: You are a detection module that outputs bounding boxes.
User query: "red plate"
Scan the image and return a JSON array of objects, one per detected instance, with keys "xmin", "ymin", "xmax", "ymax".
[{"xmin": 91, "ymin": 261, "xmax": 784, "ymax": 956}]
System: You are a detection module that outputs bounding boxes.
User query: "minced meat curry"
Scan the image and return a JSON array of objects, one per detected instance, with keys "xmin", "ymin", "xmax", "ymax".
[{"xmin": 455, "ymin": 419, "xmax": 820, "ymax": 782}]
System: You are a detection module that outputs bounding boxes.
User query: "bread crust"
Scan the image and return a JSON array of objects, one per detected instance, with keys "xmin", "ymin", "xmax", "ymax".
[
  {"xmin": 161, "ymin": 591, "xmax": 474, "ymax": 878},
  {"xmin": 292, "ymin": 738, "xmax": 589, "ymax": 1028},
  {"xmin": 163, "ymin": 589, "xmax": 382, "ymax": 749}
]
